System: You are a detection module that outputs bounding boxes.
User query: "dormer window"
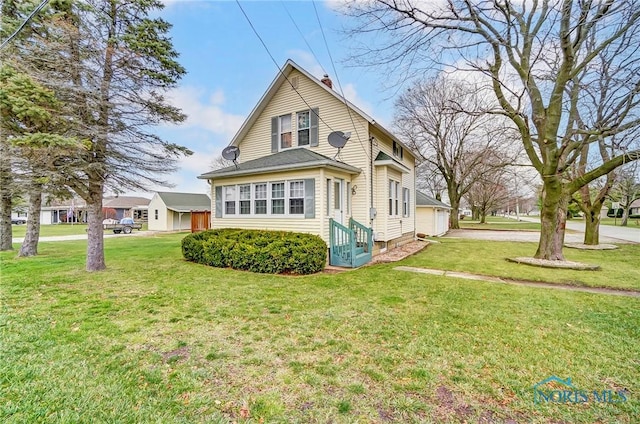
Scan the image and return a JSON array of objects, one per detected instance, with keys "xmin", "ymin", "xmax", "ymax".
[
  {"xmin": 297, "ymin": 111, "xmax": 310, "ymax": 146},
  {"xmin": 279, "ymin": 114, "xmax": 292, "ymax": 149},
  {"xmin": 393, "ymin": 141, "xmax": 403, "ymax": 159}
]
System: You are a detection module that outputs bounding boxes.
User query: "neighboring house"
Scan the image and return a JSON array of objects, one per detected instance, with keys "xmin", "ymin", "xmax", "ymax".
[
  {"xmin": 148, "ymin": 192, "xmax": 211, "ymax": 231},
  {"xmin": 40, "ymin": 198, "xmax": 88, "ymax": 224},
  {"xmin": 103, "ymin": 196, "xmax": 150, "ymax": 221},
  {"xmin": 630, "ymin": 199, "xmax": 640, "ymax": 216},
  {"xmin": 198, "ymin": 59, "xmax": 417, "ymax": 267},
  {"xmin": 416, "ymin": 192, "xmax": 451, "ymax": 237}
]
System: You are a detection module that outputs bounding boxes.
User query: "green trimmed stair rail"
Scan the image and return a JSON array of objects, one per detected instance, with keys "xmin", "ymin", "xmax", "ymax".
[{"xmin": 329, "ymin": 218, "xmax": 373, "ymax": 267}]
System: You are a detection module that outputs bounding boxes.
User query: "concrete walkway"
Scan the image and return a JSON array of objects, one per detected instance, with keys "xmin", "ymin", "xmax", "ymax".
[{"xmin": 395, "ymin": 265, "xmax": 640, "ymax": 298}]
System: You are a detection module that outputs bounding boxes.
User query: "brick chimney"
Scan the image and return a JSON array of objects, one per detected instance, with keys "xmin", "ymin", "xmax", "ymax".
[{"xmin": 321, "ymin": 74, "xmax": 333, "ymax": 89}]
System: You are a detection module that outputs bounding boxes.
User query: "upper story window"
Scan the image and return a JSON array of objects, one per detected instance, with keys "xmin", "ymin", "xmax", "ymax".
[
  {"xmin": 393, "ymin": 141, "xmax": 404, "ymax": 160},
  {"xmin": 279, "ymin": 115, "xmax": 292, "ymax": 149},
  {"xmin": 297, "ymin": 111, "xmax": 310, "ymax": 146},
  {"xmin": 271, "ymin": 108, "xmax": 319, "ymax": 153}
]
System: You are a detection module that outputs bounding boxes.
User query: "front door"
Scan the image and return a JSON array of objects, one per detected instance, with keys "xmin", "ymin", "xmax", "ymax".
[{"xmin": 333, "ymin": 179, "xmax": 344, "ymax": 225}]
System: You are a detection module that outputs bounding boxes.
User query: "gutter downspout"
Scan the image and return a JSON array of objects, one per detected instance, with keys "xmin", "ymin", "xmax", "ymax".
[{"xmin": 370, "ymin": 136, "xmax": 374, "ymax": 227}]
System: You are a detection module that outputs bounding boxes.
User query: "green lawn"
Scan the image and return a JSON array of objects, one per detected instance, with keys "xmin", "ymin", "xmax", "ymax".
[
  {"xmin": 600, "ymin": 217, "xmax": 640, "ymax": 227},
  {"xmin": 10, "ymin": 222, "xmax": 149, "ymax": 237},
  {"xmin": 459, "ymin": 216, "xmax": 542, "ymax": 231},
  {"xmin": 406, "ymin": 238, "xmax": 640, "ymax": 291},
  {"xmin": 1, "ymin": 235, "xmax": 638, "ymax": 423}
]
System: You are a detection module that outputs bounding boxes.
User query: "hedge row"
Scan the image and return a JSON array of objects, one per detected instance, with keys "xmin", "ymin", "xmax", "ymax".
[{"xmin": 182, "ymin": 228, "xmax": 327, "ymax": 275}]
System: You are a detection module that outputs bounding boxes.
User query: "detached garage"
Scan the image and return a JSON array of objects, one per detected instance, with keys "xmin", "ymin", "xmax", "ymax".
[
  {"xmin": 416, "ymin": 191, "xmax": 451, "ymax": 237},
  {"xmin": 148, "ymin": 192, "xmax": 211, "ymax": 231}
]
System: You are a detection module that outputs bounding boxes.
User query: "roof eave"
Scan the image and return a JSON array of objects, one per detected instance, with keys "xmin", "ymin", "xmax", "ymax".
[
  {"xmin": 374, "ymin": 159, "xmax": 410, "ymax": 174},
  {"xmin": 199, "ymin": 160, "xmax": 362, "ymax": 180}
]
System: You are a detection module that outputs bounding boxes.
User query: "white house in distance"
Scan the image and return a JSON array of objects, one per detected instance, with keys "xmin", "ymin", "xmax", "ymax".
[
  {"xmin": 416, "ymin": 191, "xmax": 451, "ymax": 237},
  {"xmin": 148, "ymin": 192, "xmax": 211, "ymax": 231},
  {"xmin": 198, "ymin": 59, "xmax": 417, "ymax": 267}
]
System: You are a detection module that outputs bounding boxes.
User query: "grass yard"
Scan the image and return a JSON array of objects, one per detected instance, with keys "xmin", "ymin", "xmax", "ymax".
[
  {"xmin": 459, "ymin": 216, "xmax": 542, "ymax": 231},
  {"xmin": 1, "ymin": 235, "xmax": 638, "ymax": 423},
  {"xmin": 10, "ymin": 222, "xmax": 149, "ymax": 238},
  {"xmin": 405, "ymin": 238, "xmax": 640, "ymax": 291},
  {"xmin": 600, "ymin": 217, "xmax": 640, "ymax": 228}
]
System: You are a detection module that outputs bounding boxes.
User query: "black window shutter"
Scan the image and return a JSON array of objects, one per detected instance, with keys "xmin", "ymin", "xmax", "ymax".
[
  {"xmin": 271, "ymin": 117, "xmax": 278, "ymax": 153},
  {"xmin": 215, "ymin": 186, "xmax": 222, "ymax": 218},
  {"xmin": 304, "ymin": 178, "xmax": 315, "ymax": 218},
  {"xmin": 310, "ymin": 108, "xmax": 319, "ymax": 147}
]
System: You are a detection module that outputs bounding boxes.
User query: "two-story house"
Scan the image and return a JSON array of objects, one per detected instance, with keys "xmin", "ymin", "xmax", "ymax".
[{"xmin": 198, "ymin": 60, "xmax": 416, "ymax": 267}]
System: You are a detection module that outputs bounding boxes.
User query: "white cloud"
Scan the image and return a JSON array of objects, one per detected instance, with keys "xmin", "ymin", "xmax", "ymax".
[
  {"xmin": 165, "ymin": 86, "xmax": 245, "ymax": 140},
  {"xmin": 341, "ymin": 82, "xmax": 374, "ymax": 117},
  {"xmin": 288, "ymin": 49, "xmax": 326, "ymax": 77}
]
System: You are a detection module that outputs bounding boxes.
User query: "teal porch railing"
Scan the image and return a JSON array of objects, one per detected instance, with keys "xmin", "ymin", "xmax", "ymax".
[{"xmin": 329, "ymin": 218, "xmax": 373, "ymax": 268}]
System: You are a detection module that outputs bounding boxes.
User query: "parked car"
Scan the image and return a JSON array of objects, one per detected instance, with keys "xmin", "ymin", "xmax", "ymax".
[{"xmin": 11, "ymin": 217, "xmax": 27, "ymax": 225}]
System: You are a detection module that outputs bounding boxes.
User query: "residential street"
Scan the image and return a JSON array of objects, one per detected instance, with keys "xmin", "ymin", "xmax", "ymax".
[{"xmin": 515, "ymin": 216, "xmax": 640, "ymax": 243}]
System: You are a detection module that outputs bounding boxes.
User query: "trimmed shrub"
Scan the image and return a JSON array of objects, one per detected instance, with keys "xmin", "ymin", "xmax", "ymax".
[{"xmin": 181, "ymin": 229, "xmax": 327, "ymax": 275}]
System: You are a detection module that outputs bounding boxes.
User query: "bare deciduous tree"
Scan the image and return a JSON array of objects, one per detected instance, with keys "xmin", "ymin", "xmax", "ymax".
[
  {"xmin": 394, "ymin": 75, "xmax": 518, "ymax": 229},
  {"xmin": 344, "ymin": 0, "xmax": 640, "ymax": 260}
]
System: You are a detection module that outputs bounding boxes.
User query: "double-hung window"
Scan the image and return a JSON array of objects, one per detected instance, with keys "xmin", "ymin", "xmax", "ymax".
[
  {"xmin": 224, "ymin": 186, "xmax": 236, "ymax": 215},
  {"xmin": 389, "ymin": 180, "xmax": 400, "ymax": 216},
  {"xmin": 271, "ymin": 182, "xmax": 285, "ymax": 214},
  {"xmin": 393, "ymin": 141, "xmax": 404, "ymax": 159},
  {"xmin": 254, "ymin": 183, "xmax": 267, "ymax": 214},
  {"xmin": 239, "ymin": 184, "xmax": 251, "ymax": 215},
  {"xmin": 279, "ymin": 115, "xmax": 292, "ymax": 149},
  {"xmin": 403, "ymin": 188, "xmax": 410, "ymax": 217},
  {"xmin": 297, "ymin": 111, "xmax": 310, "ymax": 146},
  {"xmin": 289, "ymin": 181, "xmax": 305, "ymax": 214}
]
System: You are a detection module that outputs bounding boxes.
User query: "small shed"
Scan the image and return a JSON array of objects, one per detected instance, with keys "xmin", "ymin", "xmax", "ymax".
[
  {"xmin": 148, "ymin": 192, "xmax": 211, "ymax": 231},
  {"xmin": 416, "ymin": 191, "xmax": 451, "ymax": 237}
]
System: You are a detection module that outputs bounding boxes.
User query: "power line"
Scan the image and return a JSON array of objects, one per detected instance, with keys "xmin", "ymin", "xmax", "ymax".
[
  {"xmin": 0, "ymin": 0, "xmax": 50, "ymax": 50},
  {"xmin": 280, "ymin": 1, "xmax": 327, "ymax": 76},
  {"xmin": 235, "ymin": 0, "xmax": 339, "ymax": 137},
  {"xmin": 311, "ymin": 0, "xmax": 369, "ymax": 160}
]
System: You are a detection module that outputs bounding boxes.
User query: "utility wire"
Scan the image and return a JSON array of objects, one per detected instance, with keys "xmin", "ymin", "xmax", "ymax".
[
  {"xmin": 311, "ymin": 0, "xmax": 369, "ymax": 159},
  {"xmin": 0, "ymin": 0, "xmax": 50, "ymax": 50},
  {"xmin": 235, "ymin": 0, "xmax": 339, "ymax": 138},
  {"xmin": 280, "ymin": 1, "xmax": 327, "ymax": 76}
]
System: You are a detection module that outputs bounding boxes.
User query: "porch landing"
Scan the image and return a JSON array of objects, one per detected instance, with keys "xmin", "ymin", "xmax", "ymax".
[{"xmin": 323, "ymin": 241, "xmax": 428, "ymax": 273}]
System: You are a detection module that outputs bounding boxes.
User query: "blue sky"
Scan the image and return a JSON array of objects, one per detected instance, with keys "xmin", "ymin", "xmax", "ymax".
[{"xmin": 147, "ymin": 0, "xmax": 397, "ymax": 196}]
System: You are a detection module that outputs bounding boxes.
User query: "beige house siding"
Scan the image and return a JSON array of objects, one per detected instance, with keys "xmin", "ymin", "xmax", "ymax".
[
  {"xmin": 237, "ymin": 69, "xmax": 373, "ymax": 226},
  {"xmin": 148, "ymin": 194, "xmax": 168, "ymax": 231},
  {"xmin": 210, "ymin": 169, "xmax": 324, "ymax": 239},
  {"xmin": 202, "ymin": 61, "xmax": 419, "ymax": 257}
]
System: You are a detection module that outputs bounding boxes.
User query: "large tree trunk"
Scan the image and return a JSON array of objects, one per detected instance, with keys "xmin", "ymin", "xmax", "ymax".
[
  {"xmin": 479, "ymin": 211, "xmax": 487, "ymax": 224},
  {"xmin": 18, "ymin": 183, "xmax": 43, "ymax": 257},
  {"xmin": 449, "ymin": 197, "xmax": 460, "ymax": 229},
  {"xmin": 535, "ymin": 178, "xmax": 567, "ymax": 260},
  {"xmin": 0, "ymin": 142, "xmax": 13, "ymax": 251},
  {"xmin": 86, "ymin": 181, "xmax": 105, "ymax": 271},
  {"xmin": 620, "ymin": 203, "xmax": 629, "ymax": 227},
  {"xmin": 583, "ymin": 210, "xmax": 600, "ymax": 245}
]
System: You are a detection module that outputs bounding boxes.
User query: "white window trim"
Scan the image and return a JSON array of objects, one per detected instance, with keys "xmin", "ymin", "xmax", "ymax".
[
  {"xmin": 403, "ymin": 187, "xmax": 410, "ymax": 217},
  {"xmin": 279, "ymin": 114, "xmax": 292, "ymax": 150},
  {"xmin": 296, "ymin": 110, "xmax": 311, "ymax": 147},
  {"xmin": 278, "ymin": 110, "xmax": 313, "ymax": 151},
  {"xmin": 221, "ymin": 180, "xmax": 306, "ymax": 218},
  {"xmin": 389, "ymin": 179, "xmax": 400, "ymax": 217}
]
